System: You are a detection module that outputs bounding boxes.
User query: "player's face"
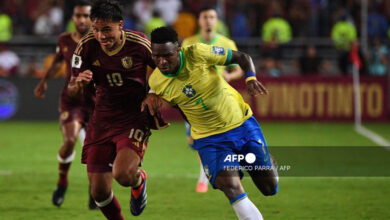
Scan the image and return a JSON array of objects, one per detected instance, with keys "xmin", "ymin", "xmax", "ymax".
[
  {"xmin": 198, "ymin": 9, "xmax": 218, "ymax": 33},
  {"xmin": 151, "ymin": 42, "xmax": 181, "ymax": 75},
  {"xmin": 72, "ymin": 6, "xmax": 91, "ymax": 35},
  {"xmin": 92, "ymin": 19, "xmax": 123, "ymax": 51}
]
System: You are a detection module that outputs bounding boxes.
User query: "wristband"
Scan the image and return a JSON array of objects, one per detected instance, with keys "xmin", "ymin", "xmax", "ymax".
[{"xmin": 244, "ymin": 71, "xmax": 257, "ymax": 83}]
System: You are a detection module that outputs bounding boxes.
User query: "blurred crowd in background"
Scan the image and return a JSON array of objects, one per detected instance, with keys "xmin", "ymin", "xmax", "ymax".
[{"xmin": 0, "ymin": 0, "xmax": 390, "ymax": 78}]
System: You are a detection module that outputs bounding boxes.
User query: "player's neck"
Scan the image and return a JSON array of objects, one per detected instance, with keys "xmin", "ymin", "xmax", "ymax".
[
  {"xmin": 200, "ymin": 30, "xmax": 216, "ymax": 44},
  {"xmin": 108, "ymin": 33, "xmax": 123, "ymax": 52},
  {"xmin": 72, "ymin": 31, "xmax": 84, "ymax": 43}
]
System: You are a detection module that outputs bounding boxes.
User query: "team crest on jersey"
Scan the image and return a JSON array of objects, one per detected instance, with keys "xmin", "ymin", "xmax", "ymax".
[
  {"xmin": 63, "ymin": 46, "xmax": 68, "ymax": 53},
  {"xmin": 212, "ymin": 46, "xmax": 225, "ymax": 55},
  {"xmin": 121, "ymin": 56, "xmax": 133, "ymax": 69},
  {"xmin": 182, "ymin": 85, "xmax": 196, "ymax": 98}
]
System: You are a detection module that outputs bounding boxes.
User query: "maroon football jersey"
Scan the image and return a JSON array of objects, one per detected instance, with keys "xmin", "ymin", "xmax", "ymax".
[
  {"xmin": 57, "ymin": 32, "xmax": 94, "ymax": 111},
  {"xmin": 72, "ymin": 30, "xmax": 156, "ymax": 142}
]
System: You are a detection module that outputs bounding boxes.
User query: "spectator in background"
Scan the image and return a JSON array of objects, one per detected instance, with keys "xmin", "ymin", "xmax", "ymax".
[
  {"xmin": 231, "ymin": 11, "xmax": 250, "ymax": 39},
  {"xmin": 0, "ymin": 8, "xmax": 13, "ymax": 42},
  {"xmin": 262, "ymin": 14, "xmax": 292, "ymax": 44},
  {"xmin": 173, "ymin": 8, "xmax": 197, "ymax": 41},
  {"xmin": 299, "ymin": 45, "xmax": 324, "ymax": 75},
  {"xmin": 367, "ymin": 10, "xmax": 388, "ymax": 38},
  {"xmin": 0, "ymin": 43, "xmax": 20, "ymax": 77},
  {"xmin": 34, "ymin": 9, "xmax": 54, "ymax": 35},
  {"xmin": 49, "ymin": 0, "xmax": 64, "ymax": 34},
  {"xmin": 144, "ymin": 10, "xmax": 166, "ymax": 37},
  {"xmin": 154, "ymin": 0, "xmax": 182, "ymax": 26},
  {"xmin": 368, "ymin": 38, "xmax": 388, "ymax": 76},
  {"xmin": 331, "ymin": 15, "xmax": 358, "ymax": 74},
  {"xmin": 133, "ymin": 0, "xmax": 153, "ymax": 31},
  {"xmin": 260, "ymin": 14, "xmax": 292, "ymax": 76}
]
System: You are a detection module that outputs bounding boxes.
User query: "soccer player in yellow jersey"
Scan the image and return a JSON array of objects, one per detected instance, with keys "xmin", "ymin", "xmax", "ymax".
[
  {"xmin": 182, "ymin": 6, "xmax": 244, "ymax": 193},
  {"xmin": 143, "ymin": 27, "xmax": 279, "ymax": 220}
]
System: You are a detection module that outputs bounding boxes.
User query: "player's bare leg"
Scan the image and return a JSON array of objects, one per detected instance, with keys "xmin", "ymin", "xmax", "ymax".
[
  {"xmin": 247, "ymin": 155, "xmax": 279, "ymax": 196},
  {"xmin": 214, "ymin": 170, "xmax": 264, "ymax": 220},
  {"xmin": 52, "ymin": 120, "xmax": 81, "ymax": 207},
  {"xmin": 88, "ymin": 172, "xmax": 124, "ymax": 220},
  {"xmin": 113, "ymin": 147, "xmax": 147, "ymax": 216}
]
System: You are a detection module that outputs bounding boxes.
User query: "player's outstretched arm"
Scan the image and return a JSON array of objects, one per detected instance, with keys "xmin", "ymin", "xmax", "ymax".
[
  {"xmin": 230, "ymin": 50, "xmax": 268, "ymax": 96},
  {"xmin": 141, "ymin": 92, "xmax": 164, "ymax": 116},
  {"xmin": 67, "ymin": 70, "xmax": 93, "ymax": 98},
  {"xmin": 34, "ymin": 55, "xmax": 64, "ymax": 99}
]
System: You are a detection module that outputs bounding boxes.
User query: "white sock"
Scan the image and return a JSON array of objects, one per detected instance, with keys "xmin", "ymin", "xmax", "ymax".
[
  {"xmin": 231, "ymin": 193, "xmax": 263, "ymax": 220},
  {"xmin": 198, "ymin": 163, "xmax": 208, "ymax": 184},
  {"xmin": 57, "ymin": 151, "xmax": 75, "ymax": 164},
  {"xmin": 78, "ymin": 128, "xmax": 86, "ymax": 147},
  {"xmin": 95, "ymin": 191, "xmax": 113, "ymax": 207}
]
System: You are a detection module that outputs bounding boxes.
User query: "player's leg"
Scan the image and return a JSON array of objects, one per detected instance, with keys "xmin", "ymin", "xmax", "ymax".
[
  {"xmin": 89, "ymin": 172, "xmax": 124, "ymax": 220},
  {"xmin": 84, "ymin": 142, "xmax": 124, "ymax": 219},
  {"xmin": 113, "ymin": 128, "xmax": 150, "ymax": 216},
  {"xmin": 197, "ymin": 144, "xmax": 263, "ymax": 220},
  {"xmin": 214, "ymin": 171, "xmax": 264, "ymax": 220},
  {"xmin": 52, "ymin": 119, "xmax": 82, "ymax": 207},
  {"xmin": 185, "ymin": 121, "xmax": 208, "ymax": 193},
  {"xmin": 240, "ymin": 118, "xmax": 279, "ymax": 196}
]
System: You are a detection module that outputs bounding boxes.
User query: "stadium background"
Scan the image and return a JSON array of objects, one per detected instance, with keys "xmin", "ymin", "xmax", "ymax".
[{"xmin": 0, "ymin": 0, "xmax": 390, "ymax": 219}]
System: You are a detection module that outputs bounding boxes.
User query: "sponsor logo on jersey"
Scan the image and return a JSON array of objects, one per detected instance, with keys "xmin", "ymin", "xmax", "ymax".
[
  {"xmin": 182, "ymin": 85, "xmax": 196, "ymax": 98},
  {"xmin": 121, "ymin": 56, "xmax": 133, "ymax": 69},
  {"xmin": 71, "ymin": 54, "xmax": 82, "ymax": 68},
  {"xmin": 212, "ymin": 46, "xmax": 225, "ymax": 55}
]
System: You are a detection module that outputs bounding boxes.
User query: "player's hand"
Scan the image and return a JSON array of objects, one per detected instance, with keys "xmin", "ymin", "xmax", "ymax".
[
  {"xmin": 141, "ymin": 93, "xmax": 163, "ymax": 116},
  {"xmin": 34, "ymin": 80, "xmax": 47, "ymax": 99},
  {"xmin": 76, "ymin": 70, "xmax": 93, "ymax": 86},
  {"xmin": 222, "ymin": 72, "xmax": 232, "ymax": 83},
  {"xmin": 246, "ymin": 80, "xmax": 268, "ymax": 96}
]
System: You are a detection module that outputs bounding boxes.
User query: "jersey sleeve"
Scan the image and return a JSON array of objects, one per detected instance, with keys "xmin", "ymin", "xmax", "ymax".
[
  {"xmin": 227, "ymin": 40, "xmax": 239, "ymax": 69},
  {"xmin": 71, "ymin": 36, "xmax": 92, "ymax": 77},
  {"xmin": 55, "ymin": 35, "xmax": 65, "ymax": 60},
  {"xmin": 191, "ymin": 43, "xmax": 232, "ymax": 67}
]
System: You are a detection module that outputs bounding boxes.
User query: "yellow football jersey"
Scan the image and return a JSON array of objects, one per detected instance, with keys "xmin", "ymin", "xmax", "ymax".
[
  {"xmin": 149, "ymin": 43, "xmax": 252, "ymax": 139},
  {"xmin": 182, "ymin": 33, "xmax": 238, "ymax": 74}
]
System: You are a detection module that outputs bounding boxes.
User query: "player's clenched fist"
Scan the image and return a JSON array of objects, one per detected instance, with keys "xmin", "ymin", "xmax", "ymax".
[{"xmin": 76, "ymin": 70, "xmax": 93, "ymax": 85}]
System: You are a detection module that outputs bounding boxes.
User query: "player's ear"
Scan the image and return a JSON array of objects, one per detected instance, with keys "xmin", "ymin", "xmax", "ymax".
[{"xmin": 118, "ymin": 20, "xmax": 124, "ymax": 30}]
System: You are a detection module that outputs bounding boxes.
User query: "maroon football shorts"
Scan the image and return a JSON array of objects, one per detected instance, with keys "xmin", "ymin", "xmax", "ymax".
[{"xmin": 81, "ymin": 124, "xmax": 151, "ymax": 173}]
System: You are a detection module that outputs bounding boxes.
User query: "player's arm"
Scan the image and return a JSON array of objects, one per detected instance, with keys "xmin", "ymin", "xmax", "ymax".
[
  {"xmin": 34, "ymin": 54, "xmax": 64, "ymax": 99},
  {"xmin": 222, "ymin": 65, "xmax": 244, "ymax": 83},
  {"xmin": 229, "ymin": 50, "xmax": 268, "ymax": 96},
  {"xmin": 68, "ymin": 70, "xmax": 93, "ymax": 98}
]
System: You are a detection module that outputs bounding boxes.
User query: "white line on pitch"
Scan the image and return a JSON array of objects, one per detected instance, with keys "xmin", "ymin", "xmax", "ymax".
[{"xmin": 355, "ymin": 125, "xmax": 390, "ymax": 150}]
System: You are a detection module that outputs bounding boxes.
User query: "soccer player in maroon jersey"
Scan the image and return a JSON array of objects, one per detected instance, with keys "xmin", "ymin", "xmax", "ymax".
[
  {"xmin": 67, "ymin": 1, "xmax": 167, "ymax": 219},
  {"xmin": 34, "ymin": 0, "xmax": 97, "ymax": 209}
]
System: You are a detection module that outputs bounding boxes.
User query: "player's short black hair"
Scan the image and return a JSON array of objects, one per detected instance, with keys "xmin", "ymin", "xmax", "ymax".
[
  {"xmin": 198, "ymin": 5, "xmax": 217, "ymax": 18},
  {"xmin": 151, "ymin": 27, "xmax": 178, "ymax": 44},
  {"xmin": 75, "ymin": 0, "xmax": 92, "ymax": 7},
  {"xmin": 90, "ymin": 0, "xmax": 123, "ymax": 22}
]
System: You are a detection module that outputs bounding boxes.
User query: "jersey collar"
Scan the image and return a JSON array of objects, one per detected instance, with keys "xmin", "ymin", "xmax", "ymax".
[
  {"xmin": 198, "ymin": 33, "xmax": 218, "ymax": 45},
  {"xmin": 161, "ymin": 51, "xmax": 184, "ymax": 78},
  {"xmin": 101, "ymin": 30, "xmax": 126, "ymax": 56}
]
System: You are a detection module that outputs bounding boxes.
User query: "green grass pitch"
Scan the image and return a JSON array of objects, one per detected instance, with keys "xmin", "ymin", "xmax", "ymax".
[{"xmin": 0, "ymin": 121, "xmax": 390, "ymax": 219}]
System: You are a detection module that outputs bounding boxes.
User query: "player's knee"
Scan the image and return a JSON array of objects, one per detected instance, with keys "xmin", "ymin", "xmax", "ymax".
[
  {"xmin": 262, "ymin": 180, "xmax": 279, "ymax": 196},
  {"xmin": 113, "ymin": 168, "xmax": 138, "ymax": 187},
  {"xmin": 215, "ymin": 179, "xmax": 242, "ymax": 198},
  {"xmin": 90, "ymin": 186, "xmax": 111, "ymax": 202},
  {"xmin": 63, "ymin": 136, "xmax": 77, "ymax": 148}
]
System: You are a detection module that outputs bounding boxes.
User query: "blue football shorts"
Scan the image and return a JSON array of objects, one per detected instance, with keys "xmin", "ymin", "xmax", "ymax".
[{"xmin": 193, "ymin": 116, "xmax": 273, "ymax": 188}]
